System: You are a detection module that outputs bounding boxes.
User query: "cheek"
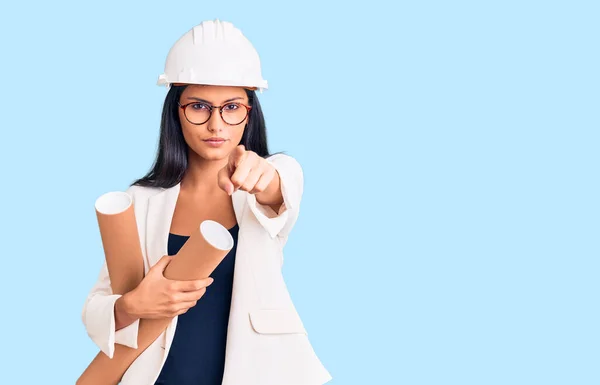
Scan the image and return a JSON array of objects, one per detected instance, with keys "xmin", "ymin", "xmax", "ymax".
[
  {"xmin": 179, "ymin": 122, "xmax": 196, "ymax": 145},
  {"xmin": 178, "ymin": 111, "xmax": 191, "ymax": 139},
  {"xmin": 178, "ymin": 111, "xmax": 200, "ymax": 145},
  {"xmin": 231, "ymin": 125, "xmax": 246, "ymax": 145}
]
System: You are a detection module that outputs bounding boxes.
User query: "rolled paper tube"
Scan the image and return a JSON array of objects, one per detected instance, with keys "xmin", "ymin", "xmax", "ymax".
[
  {"xmin": 77, "ymin": 220, "xmax": 234, "ymax": 385},
  {"xmin": 94, "ymin": 191, "xmax": 144, "ymax": 295}
]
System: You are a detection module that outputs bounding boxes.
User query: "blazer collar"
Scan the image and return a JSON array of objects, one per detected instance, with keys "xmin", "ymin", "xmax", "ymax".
[{"xmin": 145, "ymin": 182, "xmax": 246, "ymax": 267}]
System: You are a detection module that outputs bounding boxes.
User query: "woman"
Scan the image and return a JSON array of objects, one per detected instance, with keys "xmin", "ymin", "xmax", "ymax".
[{"xmin": 81, "ymin": 20, "xmax": 332, "ymax": 385}]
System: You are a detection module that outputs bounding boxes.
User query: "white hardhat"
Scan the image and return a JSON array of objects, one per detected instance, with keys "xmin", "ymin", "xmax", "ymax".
[{"xmin": 157, "ymin": 19, "xmax": 268, "ymax": 92}]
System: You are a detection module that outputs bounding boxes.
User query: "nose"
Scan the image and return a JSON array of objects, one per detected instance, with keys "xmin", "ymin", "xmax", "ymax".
[{"xmin": 207, "ymin": 108, "xmax": 226, "ymax": 133}]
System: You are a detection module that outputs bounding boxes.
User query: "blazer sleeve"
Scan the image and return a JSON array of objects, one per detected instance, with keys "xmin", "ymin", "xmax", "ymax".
[
  {"xmin": 80, "ymin": 186, "xmax": 141, "ymax": 358},
  {"xmin": 81, "ymin": 263, "xmax": 141, "ymax": 358},
  {"xmin": 246, "ymin": 153, "xmax": 304, "ymax": 243}
]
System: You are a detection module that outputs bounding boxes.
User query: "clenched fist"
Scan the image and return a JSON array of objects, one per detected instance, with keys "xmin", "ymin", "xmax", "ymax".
[{"xmin": 218, "ymin": 145, "xmax": 277, "ymax": 196}]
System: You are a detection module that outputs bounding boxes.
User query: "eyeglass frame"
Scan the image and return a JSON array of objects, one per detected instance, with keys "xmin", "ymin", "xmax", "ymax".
[{"xmin": 177, "ymin": 101, "xmax": 253, "ymax": 126}]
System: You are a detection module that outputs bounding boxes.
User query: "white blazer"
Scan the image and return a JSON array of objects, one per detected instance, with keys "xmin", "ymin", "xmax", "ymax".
[{"xmin": 81, "ymin": 153, "xmax": 333, "ymax": 385}]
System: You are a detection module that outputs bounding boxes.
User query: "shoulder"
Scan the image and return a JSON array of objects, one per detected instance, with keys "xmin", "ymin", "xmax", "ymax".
[
  {"xmin": 266, "ymin": 152, "xmax": 300, "ymax": 165},
  {"xmin": 266, "ymin": 153, "xmax": 303, "ymax": 177},
  {"xmin": 125, "ymin": 184, "xmax": 169, "ymax": 201}
]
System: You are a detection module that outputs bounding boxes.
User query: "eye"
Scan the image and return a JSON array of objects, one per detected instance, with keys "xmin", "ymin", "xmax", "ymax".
[
  {"xmin": 223, "ymin": 103, "xmax": 240, "ymax": 111},
  {"xmin": 190, "ymin": 103, "xmax": 210, "ymax": 111}
]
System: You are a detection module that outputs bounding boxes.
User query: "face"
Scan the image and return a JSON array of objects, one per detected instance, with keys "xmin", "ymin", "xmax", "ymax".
[{"xmin": 178, "ymin": 84, "xmax": 250, "ymax": 162}]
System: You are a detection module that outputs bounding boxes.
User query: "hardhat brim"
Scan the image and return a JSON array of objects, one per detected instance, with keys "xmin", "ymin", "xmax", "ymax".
[{"xmin": 157, "ymin": 73, "xmax": 268, "ymax": 91}]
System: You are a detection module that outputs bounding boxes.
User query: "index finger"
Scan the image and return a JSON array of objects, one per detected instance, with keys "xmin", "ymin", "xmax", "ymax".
[{"xmin": 228, "ymin": 144, "xmax": 247, "ymax": 170}]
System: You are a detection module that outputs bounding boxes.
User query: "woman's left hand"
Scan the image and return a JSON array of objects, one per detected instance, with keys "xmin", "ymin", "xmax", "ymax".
[{"xmin": 218, "ymin": 145, "xmax": 278, "ymax": 196}]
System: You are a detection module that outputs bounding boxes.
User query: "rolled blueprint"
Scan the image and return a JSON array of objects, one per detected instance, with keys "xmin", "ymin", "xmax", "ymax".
[
  {"xmin": 94, "ymin": 191, "xmax": 144, "ymax": 295},
  {"xmin": 77, "ymin": 220, "xmax": 234, "ymax": 385}
]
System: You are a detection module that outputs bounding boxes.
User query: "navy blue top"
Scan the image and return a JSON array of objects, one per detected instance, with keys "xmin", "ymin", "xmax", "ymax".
[{"xmin": 155, "ymin": 223, "xmax": 239, "ymax": 385}]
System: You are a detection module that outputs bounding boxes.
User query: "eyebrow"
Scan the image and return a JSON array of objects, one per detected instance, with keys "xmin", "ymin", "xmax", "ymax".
[{"xmin": 186, "ymin": 96, "xmax": 244, "ymax": 104}]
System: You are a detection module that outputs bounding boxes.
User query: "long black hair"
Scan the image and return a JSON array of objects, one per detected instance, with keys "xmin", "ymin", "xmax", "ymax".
[{"xmin": 131, "ymin": 85, "xmax": 273, "ymax": 189}]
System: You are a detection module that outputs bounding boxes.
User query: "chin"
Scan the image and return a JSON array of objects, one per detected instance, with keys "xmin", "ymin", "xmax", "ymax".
[
  {"xmin": 204, "ymin": 154, "xmax": 228, "ymax": 161},
  {"xmin": 194, "ymin": 147, "xmax": 231, "ymax": 161}
]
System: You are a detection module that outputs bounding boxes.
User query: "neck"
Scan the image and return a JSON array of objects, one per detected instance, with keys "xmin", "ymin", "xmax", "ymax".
[{"xmin": 180, "ymin": 151, "xmax": 228, "ymax": 195}]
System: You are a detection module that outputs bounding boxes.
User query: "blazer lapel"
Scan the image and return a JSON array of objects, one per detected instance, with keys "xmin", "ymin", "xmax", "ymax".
[
  {"xmin": 221, "ymin": 189, "xmax": 248, "ymax": 384},
  {"xmin": 145, "ymin": 183, "xmax": 181, "ymax": 268},
  {"xmin": 231, "ymin": 188, "xmax": 246, "ymax": 225}
]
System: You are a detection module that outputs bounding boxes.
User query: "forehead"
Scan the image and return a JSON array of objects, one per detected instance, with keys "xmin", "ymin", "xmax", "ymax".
[{"xmin": 180, "ymin": 84, "xmax": 247, "ymax": 102}]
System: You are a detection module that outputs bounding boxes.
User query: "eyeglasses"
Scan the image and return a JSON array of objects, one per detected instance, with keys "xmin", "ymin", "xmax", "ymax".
[{"xmin": 178, "ymin": 101, "xmax": 252, "ymax": 126}]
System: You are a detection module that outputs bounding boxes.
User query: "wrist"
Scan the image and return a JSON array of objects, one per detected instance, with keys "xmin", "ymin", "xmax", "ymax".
[
  {"xmin": 117, "ymin": 291, "xmax": 138, "ymax": 322},
  {"xmin": 123, "ymin": 290, "xmax": 138, "ymax": 318},
  {"xmin": 255, "ymin": 168, "xmax": 283, "ymax": 207}
]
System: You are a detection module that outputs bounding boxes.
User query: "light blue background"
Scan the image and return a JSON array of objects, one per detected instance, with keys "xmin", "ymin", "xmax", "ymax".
[{"xmin": 0, "ymin": 1, "xmax": 598, "ymax": 384}]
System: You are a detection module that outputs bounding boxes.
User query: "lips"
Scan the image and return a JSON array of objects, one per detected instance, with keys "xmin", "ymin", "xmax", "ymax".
[{"xmin": 202, "ymin": 137, "xmax": 228, "ymax": 147}]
